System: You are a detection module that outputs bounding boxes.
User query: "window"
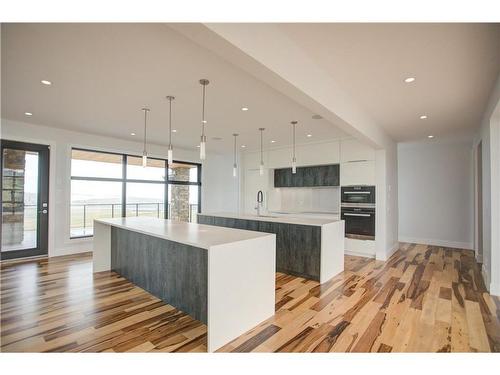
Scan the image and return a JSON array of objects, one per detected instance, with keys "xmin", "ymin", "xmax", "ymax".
[
  {"xmin": 70, "ymin": 149, "xmax": 201, "ymax": 238},
  {"xmin": 126, "ymin": 182, "xmax": 165, "ymax": 218}
]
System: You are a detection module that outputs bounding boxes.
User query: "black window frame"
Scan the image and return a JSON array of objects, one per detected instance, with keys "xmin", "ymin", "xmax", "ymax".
[{"xmin": 70, "ymin": 147, "xmax": 202, "ymax": 239}]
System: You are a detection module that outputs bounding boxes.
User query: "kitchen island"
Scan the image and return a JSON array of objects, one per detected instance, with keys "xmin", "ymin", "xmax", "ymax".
[
  {"xmin": 92, "ymin": 217, "xmax": 276, "ymax": 352},
  {"xmin": 198, "ymin": 212, "xmax": 345, "ymax": 283}
]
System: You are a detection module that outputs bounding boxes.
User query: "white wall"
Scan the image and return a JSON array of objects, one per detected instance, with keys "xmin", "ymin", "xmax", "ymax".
[
  {"xmin": 375, "ymin": 145, "xmax": 399, "ymax": 260},
  {"xmin": 473, "ymin": 74, "xmax": 500, "ymax": 295},
  {"xmin": 201, "ymin": 153, "xmax": 240, "ymax": 213},
  {"xmin": 1, "ymin": 118, "xmax": 237, "ymax": 257},
  {"xmin": 398, "ymin": 137, "xmax": 474, "ymax": 249}
]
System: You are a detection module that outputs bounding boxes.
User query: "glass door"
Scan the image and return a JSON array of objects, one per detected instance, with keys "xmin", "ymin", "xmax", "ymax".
[{"xmin": 1, "ymin": 140, "xmax": 49, "ymax": 260}]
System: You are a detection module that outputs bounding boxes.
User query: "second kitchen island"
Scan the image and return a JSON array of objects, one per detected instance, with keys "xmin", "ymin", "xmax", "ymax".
[{"xmin": 198, "ymin": 213, "xmax": 345, "ymax": 283}]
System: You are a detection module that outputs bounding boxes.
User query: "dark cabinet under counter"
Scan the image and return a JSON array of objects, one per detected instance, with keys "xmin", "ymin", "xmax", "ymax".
[
  {"xmin": 198, "ymin": 213, "xmax": 345, "ymax": 283},
  {"xmin": 274, "ymin": 164, "xmax": 339, "ymax": 187}
]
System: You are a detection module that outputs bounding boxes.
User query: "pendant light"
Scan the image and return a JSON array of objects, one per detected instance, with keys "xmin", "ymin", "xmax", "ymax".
[
  {"xmin": 199, "ymin": 79, "xmax": 209, "ymax": 160},
  {"xmin": 291, "ymin": 121, "xmax": 298, "ymax": 174},
  {"xmin": 259, "ymin": 127, "xmax": 265, "ymax": 175},
  {"xmin": 232, "ymin": 133, "xmax": 239, "ymax": 177},
  {"xmin": 141, "ymin": 107, "xmax": 150, "ymax": 168},
  {"xmin": 166, "ymin": 96, "xmax": 175, "ymax": 165}
]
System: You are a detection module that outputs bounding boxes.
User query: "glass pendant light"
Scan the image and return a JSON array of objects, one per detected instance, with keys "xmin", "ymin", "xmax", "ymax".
[
  {"xmin": 166, "ymin": 96, "xmax": 175, "ymax": 165},
  {"xmin": 259, "ymin": 127, "xmax": 265, "ymax": 176},
  {"xmin": 232, "ymin": 133, "xmax": 239, "ymax": 177},
  {"xmin": 291, "ymin": 121, "xmax": 298, "ymax": 174},
  {"xmin": 199, "ymin": 79, "xmax": 209, "ymax": 160},
  {"xmin": 141, "ymin": 107, "xmax": 150, "ymax": 168}
]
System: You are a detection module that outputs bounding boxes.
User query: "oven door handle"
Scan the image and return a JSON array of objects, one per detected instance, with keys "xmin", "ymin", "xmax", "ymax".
[
  {"xmin": 343, "ymin": 213, "xmax": 372, "ymax": 217},
  {"xmin": 343, "ymin": 191, "xmax": 371, "ymax": 194}
]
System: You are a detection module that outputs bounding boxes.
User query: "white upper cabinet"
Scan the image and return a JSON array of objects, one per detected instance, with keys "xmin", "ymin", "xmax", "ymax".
[
  {"xmin": 268, "ymin": 148, "xmax": 290, "ymax": 169},
  {"xmin": 267, "ymin": 140, "xmax": 340, "ymax": 168},
  {"xmin": 243, "ymin": 150, "xmax": 267, "ymax": 170},
  {"xmin": 298, "ymin": 141, "xmax": 340, "ymax": 166},
  {"xmin": 340, "ymin": 139, "xmax": 375, "ymax": 163},
  {"xmin": 340, "ymin": 160, "xmax": 376, "ymax": 186}
]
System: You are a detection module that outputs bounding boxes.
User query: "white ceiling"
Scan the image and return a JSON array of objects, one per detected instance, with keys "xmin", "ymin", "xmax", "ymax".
[
  {"xmin": 1, "ymin": 23, "xmax": 348, "ymax": 154},
  {"xmin": 278, "ymin": 23, "xmax": 500, "ymax": 141},
  {"xmin": 3, "ymin": 24, "xmax": 499, "ymax": 149}
]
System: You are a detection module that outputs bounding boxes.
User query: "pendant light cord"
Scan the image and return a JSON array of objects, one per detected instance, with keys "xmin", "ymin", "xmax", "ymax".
[
  {"xmin": 233, "ymin": 133, "xmax": 238, "ymax": 166},
  {"xmin": 201, "ymin": 83, "xmax": 206, "ymax": 137},
  {"xmin": 168, "ymin": 98, "xmax": 172, "ymax": 146},
  {"xmin": 143, "ymin": 109, "xmax": 148, "ymax": 154},
  {"xmin": 293, "ymin": 123, "xmax": 296, "ymax": 159},
  {"xmin": 260, "ymin": 129, "xmax": 263, "ymax": 164}
]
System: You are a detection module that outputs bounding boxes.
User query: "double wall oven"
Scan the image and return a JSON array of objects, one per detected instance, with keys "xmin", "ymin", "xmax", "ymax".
[{"xmin": 340, "ymin": 186, "xmax": 375, "ymax": 240}]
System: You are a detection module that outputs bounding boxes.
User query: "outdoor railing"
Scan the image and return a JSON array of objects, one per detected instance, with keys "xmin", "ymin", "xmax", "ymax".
[{"xmin": 14, "ymin": 203, "xmax": 198, "ymax": 237}]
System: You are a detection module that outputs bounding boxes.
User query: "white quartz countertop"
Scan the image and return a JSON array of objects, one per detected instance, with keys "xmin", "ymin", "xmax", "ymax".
[
  {"xmin": 198, "ymin": 212, "xmax": 341, "ymax": 226},
  {"xmin": 95, "ymin": 217, "xmax": 273, "ymax": 250}
]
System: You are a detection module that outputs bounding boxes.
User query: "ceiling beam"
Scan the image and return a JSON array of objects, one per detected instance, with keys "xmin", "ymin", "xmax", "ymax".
[{"xmin": 171, "ymin": 23, "xmax": 395, "ymax": 150}]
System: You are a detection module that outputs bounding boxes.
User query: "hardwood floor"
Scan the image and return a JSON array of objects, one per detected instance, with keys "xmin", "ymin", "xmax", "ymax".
[{"xmin": 1, "ymin": 243, "xmax": 499, "ymax": 352}]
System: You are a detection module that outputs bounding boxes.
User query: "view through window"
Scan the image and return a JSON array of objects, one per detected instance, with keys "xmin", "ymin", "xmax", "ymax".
[{"xmin": 70, "ymin": 149, "xmax": 201, "ymax": 238}]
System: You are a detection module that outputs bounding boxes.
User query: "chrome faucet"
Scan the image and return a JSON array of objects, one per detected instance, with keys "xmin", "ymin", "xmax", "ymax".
[{"xmin": 255, "ymin": 190, "xmax": 264, "ymax": 216}]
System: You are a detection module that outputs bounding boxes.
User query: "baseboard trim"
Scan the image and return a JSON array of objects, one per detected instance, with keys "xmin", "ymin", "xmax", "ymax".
[
  {"xmin": 50, "ymin": 247, "xmax": 92, "ymax": 258},
  {"xmin": 398, "ymin": 236, "xmax": 473, "ymax": 250},
  {"xmin": 345, "ymin": 250, "xmax": 375, "ymax": 259},
  {"xmin": 376, "ymin": 241, "xmax": 399, "ymax": 262},
  {"xmin": 490, "ymin": 282, "xmax": 500, "ymax": 297}
]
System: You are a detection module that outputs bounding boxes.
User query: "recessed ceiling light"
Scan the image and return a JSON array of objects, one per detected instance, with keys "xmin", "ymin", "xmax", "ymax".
[
  {"xmin": 241, "ymin": 107, "xmax": 249, "ymax": 111},
  {"xmin": 270, "ymin": 140, "xmax": 276, "ymax": 143},
  {"xmin": 24, "ymin": 112, "xmax": 33, "ymax": 116},
  {"xmin": 307, "ymin": 134, "xmax": 312, "ymax": 137},
  {"xmin": 41, "ymin": 80, "xmax": 52, "ymax": 85},
  {"xmin": 196, "ymin": 145, "xmax": 200, "ymax": 148},
  {"xmin": 312, "ymin": 114, "xmax": 323, "ymax": 120},
  {"xmin": 428, "ymin": 135, "xmax": 434, "ymax": 139},
  {"xmin": 241, "ymin": 145, "xmax": 246, "ymax": 148},
  {"xmin": 172, "ymin": 129, "xmax": 177, "ymax": 133},
  {"xmin": 130, "ymin": 132, "xmax": 136, "ymax": 136},
  {"xmin": 420, "ymin": 115, "xmax": 428, "ymax": 120},
  {"xmin": 404, "ymin": 77, "xmax": 416, "ymax": 83},
  {"xmin": 202, "ymin": 120, "xmax": 207, "ymax": 124}
]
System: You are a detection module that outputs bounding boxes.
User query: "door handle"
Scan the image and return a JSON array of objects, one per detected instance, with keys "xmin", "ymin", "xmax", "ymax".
[{"xmin": 343, "ymin": 213, "xmax": 371, "ymax": 217}]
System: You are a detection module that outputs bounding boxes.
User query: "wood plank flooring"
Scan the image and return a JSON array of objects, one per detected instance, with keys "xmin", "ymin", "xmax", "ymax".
[{"xmin": 1, "ymin": 243, "xmax": 499, "ymax": 352}]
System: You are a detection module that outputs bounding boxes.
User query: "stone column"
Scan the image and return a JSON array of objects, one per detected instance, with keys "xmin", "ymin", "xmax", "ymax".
[
  {"xmin": 169, "ymin": 166, "xmax": 190, "ymax": 222},
  {"xmin": 2, "ymin": 149, "xmax": 26, "ymax": 246}
]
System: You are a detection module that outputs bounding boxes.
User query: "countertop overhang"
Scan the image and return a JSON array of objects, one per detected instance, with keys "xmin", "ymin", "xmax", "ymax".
[
  {"xmin": 94, "ymin": 217, "xmax": 274, "ymax": 250},
  {"xmin": 198, "ymin": 212, "xmax": 341, "ymax": 226}
]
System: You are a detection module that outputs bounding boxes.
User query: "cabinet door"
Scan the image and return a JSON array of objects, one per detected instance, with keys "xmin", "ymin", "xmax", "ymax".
[
  {"xmin": 319, "ymin": 164, "xmax": 339, "ymax": 186},
  {"xmin": 290, "ymin": 167, "xmax": 305, "ymax": 187},
  {"xmin": 197, "ymin": 215, "xmax": 213, "ymax": 225},
  {"xmin": 246, "ymin": 219, "xmax": 259, "ymax": 231},
  {"xmin": 302, "ymin": 166, "xmax": 316, "ymax": 186},
  {"xmin": 274, "ymin": 168, "xmax": 292, "ymax": 187},
  {"xmin": 289, "ymin": 225, "xmax": 321, "ymax": 278},
  {"xmin": 340, "ymin": 160, "xmax": 375, "ymax": 186},
  {"xmin": 341, "ymin": 139, "xmax": 375, "ymax": 162}
]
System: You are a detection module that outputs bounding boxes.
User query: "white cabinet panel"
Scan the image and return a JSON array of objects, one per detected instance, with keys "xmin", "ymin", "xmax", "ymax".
[
  {"xmin": 340, "ymin": 160, "xmax": 375, "ymax": 186},
  {"xmin": 340, "ymin": 139, "xmax": 375, "ymax": 162},
  {"xmin": 268, "ymin": 141, "xmax": 340, "ymax": 168},
  {"xmin": 297, "ymin": 141, "xmax": 339, "ymax": 166},
  {"xmin": 345, "ymin": 238, "xmax": 375, "ymax": 257},
  {"xmin": 268, "ymin": 148, "xmax": 290, "ymax": 169},
  {"xmin": 243, "ymin": 151, "xmax": 263, "ymax": 169}
]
